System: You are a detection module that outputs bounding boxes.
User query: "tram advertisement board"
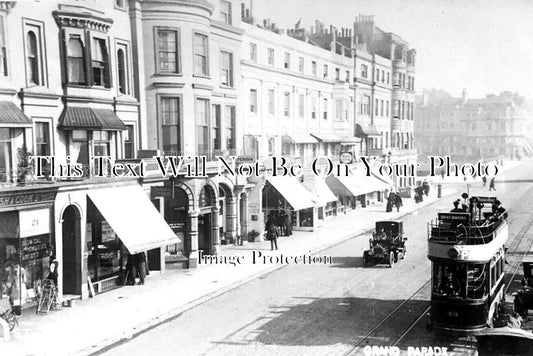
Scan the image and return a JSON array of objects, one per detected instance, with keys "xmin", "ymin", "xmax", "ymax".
[{"xmin": 437, "ymin": 212, "xmax": 470, "ymax": 223}]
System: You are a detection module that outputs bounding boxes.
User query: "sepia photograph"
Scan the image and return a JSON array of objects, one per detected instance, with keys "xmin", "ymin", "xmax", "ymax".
[{"xmin": 0, "ymin": 0, "xmax": 532, "ymax": 355}]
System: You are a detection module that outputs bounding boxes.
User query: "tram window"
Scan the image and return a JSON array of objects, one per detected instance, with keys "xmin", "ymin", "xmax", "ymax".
[
  {"xmin": 466, "ymin": 264, "xmax": 487, "ymax": 299},
  {"xmin": 433, "ymin": 264, "xmax": 465, "ymax": 297}
]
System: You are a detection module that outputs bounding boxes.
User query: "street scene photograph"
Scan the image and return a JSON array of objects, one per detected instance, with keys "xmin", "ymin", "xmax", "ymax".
[{"xmin": 0, "ymin": 0, "xmax": 533, "ymax": 355}]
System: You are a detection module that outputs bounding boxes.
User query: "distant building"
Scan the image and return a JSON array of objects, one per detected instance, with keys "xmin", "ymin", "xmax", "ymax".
[{"xmin": 415, "ymin": 89, "xmax": 532, "ymax": 169}]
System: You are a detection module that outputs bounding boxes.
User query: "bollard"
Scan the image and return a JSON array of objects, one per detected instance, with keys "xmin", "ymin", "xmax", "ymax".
[{"xmin": 437, "ymin": 184, "xmax": 442, "ymax": 198}]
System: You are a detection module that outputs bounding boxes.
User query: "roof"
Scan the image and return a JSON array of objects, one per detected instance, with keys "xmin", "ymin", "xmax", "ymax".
[
  {"xmin": 58, "ymin": 107, "xmax": 126, "ymax": 131},
  {"xmin": 0, "ymin": 101, "xmax": 32, "ymax": 127}
]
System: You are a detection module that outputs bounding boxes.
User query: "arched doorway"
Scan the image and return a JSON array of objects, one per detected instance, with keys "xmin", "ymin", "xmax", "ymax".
[
  {"xmin": 62, "ymin": 205, "xmax": 82, "ymax": 295},
  {"xmin": 198, "ymin": 185, "xmax": 216, "ymax": 254}
]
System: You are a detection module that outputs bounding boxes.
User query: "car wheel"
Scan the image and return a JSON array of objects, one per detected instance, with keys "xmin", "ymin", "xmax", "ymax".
[{"xmin": 388, "ymin": 253, "xmax": 394, "ymax": 268}]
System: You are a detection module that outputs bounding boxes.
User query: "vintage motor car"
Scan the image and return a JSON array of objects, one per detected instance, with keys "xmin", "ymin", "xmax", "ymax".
[
  {"xmin": 513, "ymin": 255, "xmax": 533, "ymax": 318},
  {"xmin": 363, "ymin": 220, "xmax": 407, "ymax": 267}
]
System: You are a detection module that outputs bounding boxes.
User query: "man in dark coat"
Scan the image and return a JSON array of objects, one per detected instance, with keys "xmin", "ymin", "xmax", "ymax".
[
  {"xmin": 266, "ymin": 218, "xmax": 279, "ymax": 250},
  {"xmin": 136, "ymin": 252, "xmax": 147, "ymax": 285},
  {"xmin": 283, "ymin": 212, "xmax": 292, "ymax": 236},
  {"xmin": 489, "ymin": 177, "xmax": 496, "ymax": 191}
]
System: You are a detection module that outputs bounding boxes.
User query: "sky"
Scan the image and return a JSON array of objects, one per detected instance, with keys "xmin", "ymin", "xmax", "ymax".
[{"xmin": 251, "ymin": 0, "xmax": 533, "ymax": 99}]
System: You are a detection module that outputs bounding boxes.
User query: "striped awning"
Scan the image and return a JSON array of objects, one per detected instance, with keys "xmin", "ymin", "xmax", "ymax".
[
  {"xmin": 58, "ymin": 107, "xmax": 126, "ymax": 130},
  {"xmin": 0, "ymin": 101, "xmax": 32, "ymax": 127}
]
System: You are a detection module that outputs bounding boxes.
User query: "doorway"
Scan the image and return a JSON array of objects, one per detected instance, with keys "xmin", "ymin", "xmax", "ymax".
[
  {"xmin": 62, "ymin": 205, "xmax": 82, "ymax": 295},
  {"xmin": 198, "ymin": 213, "xmax": 212, "ymax": 254}
]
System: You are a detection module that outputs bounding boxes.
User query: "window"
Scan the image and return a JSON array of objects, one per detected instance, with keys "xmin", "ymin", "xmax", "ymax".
[
  {"xmin": 196, "ymin": 99, "xmax": 209, "ymax": 155},
  {"xmin": 375, "ymin": 69, "xmax": 379, "ymax": 82},
  {"xmin": 335, "ymin": 100, "xmax": 342, "ymax": 121},
  {"xmin": 67, "ymin": 35, "xmax": 85, "ymax": 85},
  {"xmin": 250, "ymin": 89, "xmax": 257, "ymax": 113},
  {"xmin": 117, "ymin": 44, "xmax": 129, "ymax": 94},
  {"xmin": 0, "ymin": 16, "xmax": 7, "ymax": 76},
  {"xmin": 323, "ymin": 64, "xmax": 328, "ymax": 78},
  {"xmin": 323, "ymin": 98, "xmax": 328, "ymax": 120},
  {"xmin": 386, "ymin": 100, "xmax": 389, "ymax": 116},
  {"xmin": 380, "ymin": 100, "xmax": 384, "ymax": 116},
  {"xmin": 361, "ymin": 64, "xmax": 368, "ymax": 79},
  {"xmin": 298, "ymin": 57, "xmax": 304, "ymax": 73},
  {"xmin": 375, "ymin": 99, "xmax": 379, "ymax": 116},
  {"xmin": 160, "ymin": 97, "xmax": 181, "ymax": 154},
  {"xmin": 335, "ymin": 67, "xmax": 340, "ymax": 81},
  {"xmin": 283, "ymin": 92, "xmax": 290, "ymax": 117},
  {"xmin": 226, "ymin": 106, "xmax": 236, "ymax": 150},
  {"xmin": 268, "ymin": 48, "xmax": 274, "ymax": 66},
  {"xmin": 91, "ymin": 38, "xmax": 109, "ymax": 87},
  {"xmin": 311, "ymin": 61, "xmax": 317, "ymax": 76},
  {"xmin": 393, "ymin": 100, "xmax": 399, "ymax": 117},
  {"xmin": 156, "ymin": 28, "xmax": 179, "ymax": 73},
  {"xmin": 26, "ymin": 27, "xmax": 44, "ymax": 86},
  {"xmin": 194, "ymin": 33, "xmax": 208, "ymax": 76},
  {"xmin": 115, "ymin": 0, "xmax": 126, "ymax": 8},
  {"xmin": 362, "ymin": 95, "xmax": 370, "ymax": 114},
  {"xmin": 268, "ymin": 89, "xmax": 275, "ymax": 115},
  {"xmin": 212, "ymin": 104, "xmax": 221, "ymax": 151},
  {"xmin": 268, "ymin": 137, "xmax": 275, "ymax": 156},
  {"xmin": 284, "ymin": 52, "xmax": 290, "ymax": 69},
  {"xmin": 35, "ymin": 121, "xmax": 51, "ymax": 157},
  {"xmin": 250, "ymin": 43, "xmax": 257, "ymax": 61},
  {"xmin": 311, "ymin": 96, "xmax": 317, "ymax": 119},
  {"xmin": 298, "ymin": 94, "xmax": 304, "ymax": 118},
  {"xmin": 387, "ymin": 72, "xmax": 390, "ymax": 84},
  {"xmin": 220, "ymin": 51, "xmax": 233, "ymax": 87},
  {"xmin": 219, "ymin": 0, "xmax": 232, "ymax": 25},
  {"xmin": 345, "ymin": 70, "xmax": 350, "ymax": 83},
  {"xmin": 124, "ymin": 124, "xmax": 135, "ymax": 158}
]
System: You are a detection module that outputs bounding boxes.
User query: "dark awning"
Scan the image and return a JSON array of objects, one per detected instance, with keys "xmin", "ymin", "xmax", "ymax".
[
  {"xmin": 310, "ymin": 133, "xmax": 344, "ymax": 143},
  {"xmin": 282, "ymin": 134, "xmax": 318, "ymax": 144},
  {"xmin": 58, "ymin": 107, "xmax": 126, "ymax": 131},
  {"xmin": 355, "ymin": 124, "xmax": 381, "ymax": 137},
  {"xmin": 0, "ymin": 101, "xmax": 32, "ymax": 127}
]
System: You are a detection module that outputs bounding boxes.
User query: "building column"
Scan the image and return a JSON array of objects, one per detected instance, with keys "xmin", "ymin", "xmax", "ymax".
[
  {"xmin": 188, "ymin": 209, "xmax": 199, "ymax": 268},
  {"xmin": 226, "ymin": 196, "xmax": 237, "ymax": 242},
  {"xmin": 211, "ymin": 207, "xmax": 220, "ymax": 254}
]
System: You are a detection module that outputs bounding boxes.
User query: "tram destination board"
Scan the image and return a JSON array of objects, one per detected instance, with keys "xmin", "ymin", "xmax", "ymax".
[{"xmin": 438, "ymin": 212, "xmax": 470, "ymax": 222}]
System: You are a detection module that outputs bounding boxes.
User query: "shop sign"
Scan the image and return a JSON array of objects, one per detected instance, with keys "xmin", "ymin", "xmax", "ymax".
[
  {"xmin": 19, "ymin": 208, "xmax": 50, "ymax": 238},
  {"xmin": 21, "ymin": 235, "xmax": 50, "ymax": 261},
  {"xmin": 0, "ymin": 191, "xmax": 57, "ymax": 209},
  {"xmin": 151, "ymin": 186, "xmax": 172, "ymax": 199},
  {"xmin": 249, "ymin": 203, "xmax": 260, "ymax": 214},
  {"xmin": 340, "ymin": 152, "xmax": 353, "ymax": 164}
]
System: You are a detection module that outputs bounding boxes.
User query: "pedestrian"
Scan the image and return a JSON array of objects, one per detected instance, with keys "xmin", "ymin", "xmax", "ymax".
[
  {"xmin": 440, "ymin": 170, "xmax": 445, "ymax": 180},
  {"xmin": 489, "ymin": 177, "xmax": 496, "ymax": 191},
  {"xmin": 277, "ymin": 211, "xmax": 285, "ymax": 236},
  {"xmin": 126, "ymin": 253, "xmax": 136, "ymax": 285},
  {"xmin": 283, "ymin": 212, "xmax": 292, "ymax": 236},
  {"xmin": 266, "ymin": 218, "xmax": 279, "ymax": 250},
  {"xmin": 395, "ymin": 194, "xmax": 403, "ymax": 211},
  {"xmin": 136, "ymin": 252, "xmax": 147, "ymax": 285},
  {"xmin": 482, "ymin": 176, "xmax": 487, "ymax": 187}
]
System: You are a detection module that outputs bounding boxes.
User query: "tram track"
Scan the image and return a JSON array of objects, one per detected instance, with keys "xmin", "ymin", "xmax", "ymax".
[
  {"xmin": 341, "ymin": 280, "xmax": 431, "ymax": 356},
  {"xmin": 342, "ymin": 204, "xmax": 533, "ymax": 356}
]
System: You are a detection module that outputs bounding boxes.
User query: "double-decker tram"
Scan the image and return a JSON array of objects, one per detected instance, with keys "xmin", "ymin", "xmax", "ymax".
[{"xmin": 427, "ymin": 196, "xmax": 508, "ymax": 331}]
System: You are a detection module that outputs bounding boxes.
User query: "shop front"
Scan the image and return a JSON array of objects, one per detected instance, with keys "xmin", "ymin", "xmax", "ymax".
[
  {"xmin": 262, "ymin": 176, "xmax": 318, "ymax": 232},
  {"xmin": 82, "ymin": 185, "xmax": 179, "ymax": 293},
  {"xmin": 0, "ymin": 188, "xmax": 58, "ymax": 314}
]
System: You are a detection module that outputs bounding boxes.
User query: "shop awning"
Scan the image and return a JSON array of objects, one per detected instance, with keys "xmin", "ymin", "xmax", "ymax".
[
  {"xmin": 355, "ymin": 124, "xmax": 381, "ymax": 137},
  {"xmin": 0, "ymin": 101, "xmax": 32, "ymax": 127},
  {"xmin": 310, "ymin": 133, "xmax": 342, "ymax": 143},
  {"xmin": 266, "ymin": 176, "xmax": 317, "ymax": 211},
  {"xmin": 282, "ymin": 134, "xmax": 318, "ymax": 144},
  {"xmin": 339, "ymin": 135, "xmax": 361, "ymax": 144},
  {"xmin": 58, "ymin": 107, "xmax": 127, "ymax": 131},
  {"xmin": 87, "ymin": 185, "xmax": 179, "ymax": 253},
  {"xmin": 315, "ymin": 179, "xmax": 338, "ymax": 206},
  {"xmin": 326, "ymin": 168, "xmax": 391, "ymax": 197}
]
